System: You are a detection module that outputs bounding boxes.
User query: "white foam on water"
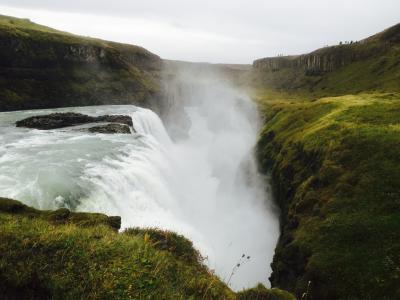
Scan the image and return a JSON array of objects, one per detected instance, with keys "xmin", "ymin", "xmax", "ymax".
[{"xmin": 0, "ymin": 71, "xmax": 279, "ymax": 290}]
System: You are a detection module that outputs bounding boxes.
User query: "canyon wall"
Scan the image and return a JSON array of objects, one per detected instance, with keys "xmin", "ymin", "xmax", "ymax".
[
  {"xmin": 0, "ymin": 15, "xmax": 163, "ymax": 111},
  {"xmin": 253, "ymin": 23, "xmax": 400, "ymax": 75}
]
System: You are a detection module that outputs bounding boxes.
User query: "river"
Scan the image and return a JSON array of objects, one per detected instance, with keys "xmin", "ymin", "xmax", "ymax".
[{"xmin": 0, "ymin": 67, "xmax": 279, "ymax": 290}]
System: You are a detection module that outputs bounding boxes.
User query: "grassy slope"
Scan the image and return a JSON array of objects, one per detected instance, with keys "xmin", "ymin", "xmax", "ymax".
[
  {"xmin": 252, "ymin": 42, "xmax": 400, "ymax": 99},
  {"xmin": 252, "ymin": 23, "xmax": 400, "ymax": 98},
  {"xmin": 0, "ymin": 198, "xmax": 295, "ymax": 300},
  {"xmin": 256, "ymin": 93, "xmax": 400, "ymax": 299},
  {"xmin": 0, "ymin": 15, "xmax": 162, "ymax": 111},
  {"xmin": 0, "ymin": 197, "xmax": 234, "ymax": 299},
  {"xmin": 253, "ymin": 24, "xmax": 400, "ymax": 300}
]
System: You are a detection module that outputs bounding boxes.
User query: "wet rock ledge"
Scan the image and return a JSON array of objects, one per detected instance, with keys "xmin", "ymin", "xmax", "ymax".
[{"xmin": 16, "ymin": 112, "xmax": 133, "ymax": 134}]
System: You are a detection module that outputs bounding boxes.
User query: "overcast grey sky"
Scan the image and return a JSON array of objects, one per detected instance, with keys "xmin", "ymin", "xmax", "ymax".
[{"xmin": 1, "ymin": 0, "xmax": 399, "ymax": 63}]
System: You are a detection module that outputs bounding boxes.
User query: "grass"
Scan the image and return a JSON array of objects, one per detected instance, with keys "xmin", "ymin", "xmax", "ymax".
[
  {"xmin": 250, "ymin": 22, "xmax": 400, "ymax": 99},
  {"xmin": 255, "ymin": 92, "xmax": 400, "ymax": 299},
  {"xmin": 237, "ymin": 283, "xmax": 296, "ymax": 300},
  {"xmin": 0, "ymin": 14, "xmax": 72, "ymax": 36},
  {"xmin": 0, "ymin": 198, "xmax": 234, "ymax": 299},
  {"xmin": 247, "ymin": 23, "xmax": 400, "ymax": 299},
  {"xmin": 0, "ymin": 198, "xmax": 295, "ymax": 299}
]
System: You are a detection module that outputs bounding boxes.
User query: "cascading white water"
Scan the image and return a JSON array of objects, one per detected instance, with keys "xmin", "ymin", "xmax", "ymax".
[{"xmin": 0, "ymin": 66, "xmax": 279, "ymax": 290}]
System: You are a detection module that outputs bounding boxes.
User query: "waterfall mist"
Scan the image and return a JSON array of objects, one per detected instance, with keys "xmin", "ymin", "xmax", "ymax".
[
  {"xmin": 0, "ymin": 63, "xmax": 279, "ymax": 290},
  {"xmin": 159, "ymin": 62, "xmax": 280, "ymax": 289}
]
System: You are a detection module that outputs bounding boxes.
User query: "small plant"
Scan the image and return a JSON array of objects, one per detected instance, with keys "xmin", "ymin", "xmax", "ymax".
[
  {"xmin": 301, "ymin": 281, "xmax": 312, "ymax": 300},
  {"xmin": 226, "ymin": 253, "xmax": 251, "ymax": 286}
]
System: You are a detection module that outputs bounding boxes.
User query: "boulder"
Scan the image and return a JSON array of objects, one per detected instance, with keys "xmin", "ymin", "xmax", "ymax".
[
  {"xmin": 16, "ymin": 112, "xmax": 133, "ymax": 130},
  {"xmin": 96, "ymin": 115, "xmax": 133, "ymax": 126},
  {"xmin": 88, "ymin": 123, "xmax": 131, "ymax": 134},
  {"xmin": 16, "ymin": 112, "xmax": 95, "ymax": 129}
]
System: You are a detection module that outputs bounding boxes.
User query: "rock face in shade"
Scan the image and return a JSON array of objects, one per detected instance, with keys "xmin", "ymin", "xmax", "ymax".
[
  {"xmin": 0, "ymin": 15, "xmax": 162, "ymax": 112},
  {"xmin": 16, "ymin": 112, "xmax": 133, "ymax": 130},
  {"xmin": 88, "ymin": 123, "xmax": 131, "ymax": 134},
  {"xmin": 253, "ymin": 23, "xmax": 400, "ymax": 74},
  {"xmin": 95, "ymin": 115, "xmax": 133, "ymax": 127},
  {"xmin": 16, "ymin": 113, "xmax": 95, "ymax": 129}
]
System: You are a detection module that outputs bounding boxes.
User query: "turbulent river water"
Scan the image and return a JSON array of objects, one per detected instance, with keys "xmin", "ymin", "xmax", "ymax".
[{"xmin": 0, "ymin": 68, "xmax": 279, "ymax": 290}]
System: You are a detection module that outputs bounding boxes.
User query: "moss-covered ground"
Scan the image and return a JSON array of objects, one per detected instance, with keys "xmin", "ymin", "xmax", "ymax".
[
  {"xmin": 0, "ymin": 198, "xmax": 294, "ymax": 299},
  {"xmin": 255, "ymin": 92, "xmax": 400, "ymax": 299},
  {"xmin": 0, "ymin": 198, "xmax": 234, "ymax": 299}
]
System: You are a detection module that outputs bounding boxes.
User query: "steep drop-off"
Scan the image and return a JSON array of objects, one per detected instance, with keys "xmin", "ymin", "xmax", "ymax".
[
  {"xmin": 256, "ymin": 93, "xmax": 400, "ymax": 299},
  {"xmin": 253, "ymin": 23, "xmax": 400, "ymax": 299},
  {"xmin": 0, "ymin": 15, "xmax": 162, "ymax": 111}
]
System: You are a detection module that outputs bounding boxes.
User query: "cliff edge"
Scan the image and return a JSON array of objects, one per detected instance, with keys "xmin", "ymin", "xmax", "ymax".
[
  {"xmin": 252, "ymin": 23, "xmax": 400, "ymax": 95},
  {"xmin": 0, "ymin": 15, "xmax": 163, "ymax": 111}
]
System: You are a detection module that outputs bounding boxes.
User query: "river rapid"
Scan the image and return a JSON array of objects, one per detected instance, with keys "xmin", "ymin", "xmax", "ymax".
[{"xmin": 0, "ymin": 66, "xmax": 279, "ymax": 290}]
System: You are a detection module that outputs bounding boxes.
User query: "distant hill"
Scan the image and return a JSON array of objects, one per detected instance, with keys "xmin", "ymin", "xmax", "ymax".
[
  {"xmin": 253, "ymin": 23, "xmax": 400, "ymax": 96},
  {"xmin": 0, "ymin": 15, "xmax": 163, "ymax": 111}
]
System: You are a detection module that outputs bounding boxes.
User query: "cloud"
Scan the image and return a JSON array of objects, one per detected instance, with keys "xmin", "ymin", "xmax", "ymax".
[{"xmin": 1, "ymin": 1, "xmax": 399, "ymax": 63}]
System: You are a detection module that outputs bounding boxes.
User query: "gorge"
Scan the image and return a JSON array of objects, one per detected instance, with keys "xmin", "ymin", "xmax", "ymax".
[
  {"xmin": 0, "ymin": 13, "xmax": 400, "ymax": 300},
  {"xmin": 0, "ymin": 63, "xmax": 280, "ymax": 291}
]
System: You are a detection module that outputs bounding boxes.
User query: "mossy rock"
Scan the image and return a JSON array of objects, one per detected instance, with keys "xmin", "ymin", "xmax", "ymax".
[{"xmin": 0, "ymin": 197, "xmax": 121, "ymax": 230}]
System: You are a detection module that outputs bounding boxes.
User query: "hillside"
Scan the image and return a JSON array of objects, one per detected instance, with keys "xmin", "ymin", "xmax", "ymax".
[
  {"xmin": 1, "ymin": 11, "xmax": 399, "ymax": 300},
  {"xmin": 0, "ymin": 197, "xmax": 295, "ymax": 300},
  {"xmin": 253, "ymin": 23, "xmax": 400, "ymax": 299},
  {"xmin": 252, "ymin": 23, "xmax": 400, "ymax": 97},
  {"xmin": 0, "ymin": 15, "xmax": 162, "ymax": 111}
]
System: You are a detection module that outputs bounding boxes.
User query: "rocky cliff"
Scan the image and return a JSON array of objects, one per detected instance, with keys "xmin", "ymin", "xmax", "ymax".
[
  {"xmin": 254, "ymin": 23, "xmax": 400, "ymax": 75},
  {"xmin": 253, "ymin": 22, "xmax": 400, "ymax": 299},
  {"xmin": 252, "ymin": 23, "xmax": 400, "ymax": 97},
  {"xmin": 0, "ymin": 15, "xmax": 163, "ymax": 111}
]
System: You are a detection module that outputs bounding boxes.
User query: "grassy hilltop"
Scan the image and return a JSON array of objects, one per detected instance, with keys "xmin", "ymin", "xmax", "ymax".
[
  {"xmin": 253, "ymin": 23, "xmax": 400, "ymax": 299},
  {"xmin": 252, "ymin": 23, "xmax": 400, "ymax": 97},
  {"xmin": 0, "ymin": 15, "xmax": 162, "ymax": 111}
]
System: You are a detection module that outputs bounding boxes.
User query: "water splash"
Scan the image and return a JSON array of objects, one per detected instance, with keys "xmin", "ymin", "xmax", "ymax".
[{"xmin": 0, "ymin": 70, "xmax": 279, "ymax": 289}]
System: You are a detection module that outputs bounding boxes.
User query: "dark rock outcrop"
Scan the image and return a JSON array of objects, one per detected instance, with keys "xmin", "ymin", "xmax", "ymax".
[
  {"xmin": 253, "ymin": 44, "xmax": 388, "ymax": 75},
  {"xmin": 88, "ymin": 123, "xmax": 131, "ymax": 134},
  {"xmin": 253, "ymin": 23, "xmax": 400, "ymax": 75},
  {"xmin": 16, "ymin": 112, "xmax": 133, "ymax": 130},
  {"xmin": 95, "ymin": 115, "xmax": 133, "ymax": 127},
  {"xmin": 16, "ymin": 112, "xmax": 95, "ymax": 129}
]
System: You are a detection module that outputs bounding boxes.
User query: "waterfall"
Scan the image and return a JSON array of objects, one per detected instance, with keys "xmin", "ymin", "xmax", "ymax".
[{"xmin": 0, "ymin": 67, "xmax": 279, "ymax": 290}]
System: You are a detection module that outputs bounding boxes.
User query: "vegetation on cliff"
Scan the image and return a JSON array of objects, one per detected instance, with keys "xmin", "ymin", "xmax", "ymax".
[
  {"xmin": 1, "ymin": 11, "xmax": 399, "ymax": 300},
  {"xmin": 252, "ymin": 23, "xmax": 400, "ymax": 97},
  {"xmin": 0, "ymin": 198, "xmax": 294, "ymax": 299},
  {"xmin": 0, "ymin": 15, "xmax": 162, "ymax": 112},
  {"xmin": 237, "ymin": 283, "xmax": 296, "ymax": 300},
  {"xmin": 253, "ymin": 23, "xmax": 400, "ymax": 300},
  {"xmin": 256, "ymin": 92, "xmax": 400, "ymax": 299},
  {"xmin": 0, "ymin": 198, "xmax": 234, "ymax": 299}
]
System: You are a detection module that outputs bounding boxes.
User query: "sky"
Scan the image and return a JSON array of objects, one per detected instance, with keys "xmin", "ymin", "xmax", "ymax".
[{"xmin": 0, "ymin": 0, "xmax": 399, "ymax": 64}]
